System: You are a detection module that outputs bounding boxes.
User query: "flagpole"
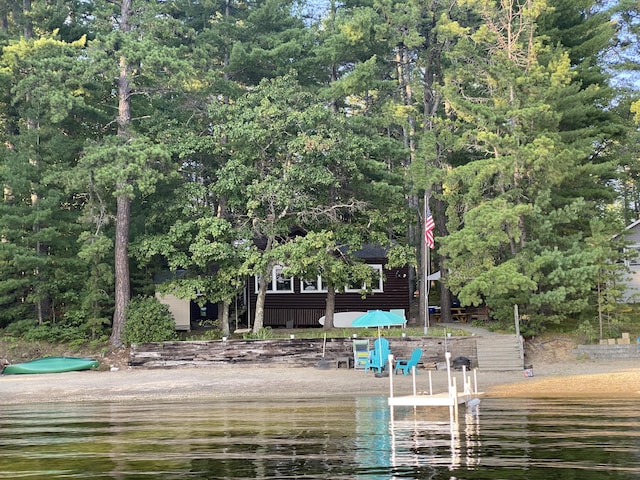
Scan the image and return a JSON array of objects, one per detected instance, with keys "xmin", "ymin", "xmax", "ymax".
[
  {"xmin": 424, "ymin": 192, "xmax": 430, "ymax": 335},
  {"xmin": 425, "ymin": 246, "xmax": 430, "ymax": 334}
]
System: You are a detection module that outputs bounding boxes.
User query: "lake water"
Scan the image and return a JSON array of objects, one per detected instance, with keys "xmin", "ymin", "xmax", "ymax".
[{"xmin": 1, "ymin": 396, "xmax": 639, "ymax": 479}]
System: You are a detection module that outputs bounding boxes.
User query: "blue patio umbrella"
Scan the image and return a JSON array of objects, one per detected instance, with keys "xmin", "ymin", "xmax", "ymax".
[{"xmin": 352, "ymin": 310, "xmax": 406, "ymax": 338}]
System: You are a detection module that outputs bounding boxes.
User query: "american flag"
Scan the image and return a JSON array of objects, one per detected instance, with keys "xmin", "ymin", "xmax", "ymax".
[{"xmin": 424, "ymin": 209, "xmax": 435, "ymax": 249}]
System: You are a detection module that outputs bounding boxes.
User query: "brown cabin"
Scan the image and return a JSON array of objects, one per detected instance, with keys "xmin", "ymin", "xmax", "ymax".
[{"xmin": 246, "ymin": 245, "xmax": 412, "ymax": 328}]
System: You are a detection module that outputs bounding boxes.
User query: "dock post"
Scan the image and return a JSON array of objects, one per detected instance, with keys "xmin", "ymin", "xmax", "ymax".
[
  {"xmin": 448, "ymin": 377, "xmax": 455, "ymax": 427},
  {"xmin": 388, "ymin": 354, "xmax": 395, "ymax": 398},
  {"xmin": 462, "ymin": 365, "xmax": 468, "ymax": 395},
  {"xmin": 473, "ymin": 369, "xmax": 478, "ymax": 394},
  {"xmin": 452, "ymin": 376, "xmax": 459, "ymax": 424},
  {"xmin": 388, "ymin": 354, "xmax": 395, "ymax": 425}
]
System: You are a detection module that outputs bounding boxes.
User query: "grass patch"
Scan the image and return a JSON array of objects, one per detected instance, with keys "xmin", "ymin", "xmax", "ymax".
[{"xmin": 184, "ymin": 325, "xmax": 470, "ymax": 341}]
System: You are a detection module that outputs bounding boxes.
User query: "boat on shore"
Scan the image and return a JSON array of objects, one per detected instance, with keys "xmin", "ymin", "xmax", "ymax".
[{"xmin": 2, "ymin": 356, "xmax": 99, "ymax": 375}]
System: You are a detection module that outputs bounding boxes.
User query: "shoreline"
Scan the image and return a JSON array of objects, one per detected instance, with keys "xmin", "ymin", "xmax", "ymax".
[{"xmin": 2, "ymin": 358, "xmax": 639, "ymax": 404}]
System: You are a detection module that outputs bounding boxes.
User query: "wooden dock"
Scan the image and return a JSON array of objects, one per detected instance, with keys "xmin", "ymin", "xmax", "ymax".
[
  {"xmin": 388, "ymin": 391, "xmax": 470, "ymax": 407},
  {"xmin": 387, "ymin": 352, "xmax": 483, "ymax": 424}
]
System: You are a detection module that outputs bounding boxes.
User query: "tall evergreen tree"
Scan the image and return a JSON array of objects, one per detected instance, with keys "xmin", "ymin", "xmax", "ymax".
[
  {"xmin": 0, "ymin": 32, "xmax": 91, "ymax": 327},
  {"xmin": 77, "ymin": 0, "xmax": 194, "ymax": 346},
  {"xmin": 439, "ymin": 0, "xmax": 620, "ymax": 329}
]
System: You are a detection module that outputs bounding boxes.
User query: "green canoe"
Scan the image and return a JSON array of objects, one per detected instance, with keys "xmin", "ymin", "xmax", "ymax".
[{"xmin": 2, "ymin": 356, "xmax": 99, "ymax": 375}]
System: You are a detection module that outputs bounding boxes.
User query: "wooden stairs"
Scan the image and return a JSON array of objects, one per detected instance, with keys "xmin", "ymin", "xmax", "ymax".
[{"xmin": 475, "ymin": 334, "xmax": 524, "ymax": 371}]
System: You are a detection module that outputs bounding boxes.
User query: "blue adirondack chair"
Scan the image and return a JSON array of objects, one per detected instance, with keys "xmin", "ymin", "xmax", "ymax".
[
  {"xmin": 394, "ymin": 348, "xmax": 422, "ymax": 376},
  {"xmin": 364, "ymin": 337, "xmax": 391, "ymax": 373}
]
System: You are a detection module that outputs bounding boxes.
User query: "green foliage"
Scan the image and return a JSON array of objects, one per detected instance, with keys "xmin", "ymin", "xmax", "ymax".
[
  {"xmin": 21, "ymin": 323, "xmax": 77, "ymax": 343},
  {"xmin": 435, "ymin": 0, "xmax": 626, "ymax": 331},
  {"xmin": 62, "ymin": 310, "xmax": 111, "ymax": 342},
  {"xmin": 518, "ymin": 314, "xmax": 546, "ymax": 338},
  {"xmin": 2, "ymin": 311, "xmax": 111, "ymax": 344},
  {"xmin": 185, "ymin": 329, "xmax": 221, "ymax": 341},
  {"xmin": 0, "ymin": 0, "xmax": 634, "ymax": 346},
  {"xmin": 24, "ymin": 322, "xmax": 94, "ymax": 344},
  {"xmin": 0, "ymin": 31, "xmax": 92, "ymax": 328},
  {"xmin": 242, "ymin": 327, "xmax": 274, "ymax": 340},
  {"xmin": 3, "ymin": 319, "xmax": 39, "ymax": 338},
  {"xmin": 577, "ymin": 320, "xmax": 598, "ymax": 344},
  {"xmin": 123, "ymin": 296, "xmax": 178, "ymax": 345}
]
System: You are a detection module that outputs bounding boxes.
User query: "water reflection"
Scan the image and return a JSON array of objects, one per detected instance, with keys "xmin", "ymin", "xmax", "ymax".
[
  {"xmin": 355, "ymin": 396, "xmax": 482, "ymax": 478},
  {"xmin": 1, "ymin": 397, "xmax": 640, "ymax": 479}
]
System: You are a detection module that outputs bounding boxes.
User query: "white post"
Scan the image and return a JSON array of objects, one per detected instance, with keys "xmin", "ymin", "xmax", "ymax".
[
  {"xmin": 425, "ymin": 246, "xmax": 431, "ymax": 335},
  {"xmin": 462, "ymin": 364, "xmax": 467, "ymax": 392},
  {"xmin": 452, "ymin": 376, "xmax": 459, "ymax": 424},
  {"xmin": 473, "ymin": 368, "xmax": 478, "ymax": 394},
  {"xmin": 412, "ymin": 366, "xmax": 417, "ymax": 396},
  {"xmin": 388, "ymin": 354, "xmax": 394, "ymax": 398},
  {"xmin": 388, "ymin": 354, "xmax": 395, "ymax": 424}
]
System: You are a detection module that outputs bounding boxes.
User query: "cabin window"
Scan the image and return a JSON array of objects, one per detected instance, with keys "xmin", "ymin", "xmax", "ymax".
[
  {"xmin": 300, "ymin": 277, "xmax": 328, "ymax": 293},
  {"xmin": 255, "ymin": 265, "xmax": 294, "ymax": 293},
  {"xmin": 345, "ymin": 264, "xmax": 384, "ymax": 293}
]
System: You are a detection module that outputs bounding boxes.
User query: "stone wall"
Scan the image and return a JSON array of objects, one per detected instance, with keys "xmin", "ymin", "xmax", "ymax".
[
  {"xmin": 574, "ymin": 344, "xmax": 640, "ymax": 360},
  {"xmin": 130, "ymin": 336, "xmax": 479, "ymax": 368}
]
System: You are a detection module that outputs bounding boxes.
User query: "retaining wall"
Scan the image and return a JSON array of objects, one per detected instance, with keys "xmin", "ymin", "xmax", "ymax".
[
  {"xmin": 574, "ymin": 344, "xmax": 640, "ymax": 360},
  {"xmin": 130, "ymin": 336, "xmax": 478, "ymax": 368}
]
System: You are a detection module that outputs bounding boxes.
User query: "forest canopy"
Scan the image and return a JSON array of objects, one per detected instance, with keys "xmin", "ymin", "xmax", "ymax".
[{"xmin": 0, "ymin": 0, "xmax": 638, "ymax": 344}]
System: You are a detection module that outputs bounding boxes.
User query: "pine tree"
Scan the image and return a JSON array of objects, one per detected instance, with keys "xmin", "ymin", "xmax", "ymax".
[
  {"xmin": 0, "ymin": 32, "xmax": 91, "ymax": 327},
  {"xmin": 438, "ymin": 0, "xmax": 621, "ymax": 329}
]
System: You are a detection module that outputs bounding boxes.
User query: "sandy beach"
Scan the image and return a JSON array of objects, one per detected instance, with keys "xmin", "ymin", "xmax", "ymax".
[{"xmin": 3, "ymin": 356, "xmax": 639, "ymax": 404}]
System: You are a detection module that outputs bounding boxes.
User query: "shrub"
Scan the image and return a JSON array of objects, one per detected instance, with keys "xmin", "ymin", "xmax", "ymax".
[
  {"xmin": 123, "ymin": 296, "xmax": 178, "ymax": 345},
  {"xmin": 3, "ymin": 319, "xmax": 39, "ymax": 337},
  {"xmin": 577, "ymin": 320, "xmax": 598, "ymax": 343}
]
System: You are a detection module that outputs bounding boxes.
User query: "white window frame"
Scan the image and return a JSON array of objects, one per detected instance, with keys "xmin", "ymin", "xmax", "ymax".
[
  {"xmin": 300, "ymin": 276, "xmax": 328, "ymax": 293},
  {"xmin": 345, "ymin": 264, "xmax": 384, "ymax": 293},
  {"xmin": 255, "ymin": 265, "xmax": 294, "ymax": 293}
]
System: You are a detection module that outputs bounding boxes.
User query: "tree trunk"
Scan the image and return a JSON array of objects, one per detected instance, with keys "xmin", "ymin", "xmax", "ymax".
[
  {"xmin": 324, "ymin": 283, "xmax": 336, "ymax": 329},
  {"xmin": 22, "ymin": 0, "xmax": 32, "ymax": 38},
  {"xmin": 220, "ymin": 300, "xmax": 230, "ymax": 336},
  {"xmin": 435, "ymin": 195, "xmax": 452, "ymax": 322},
  {"xmin": 111, "ymin": 191, "xmax": 131, "ymax": 346},
  {"xmin": 253, "ymin": 274, "xmax": 268, "ymax": 333},
  {"xmin": 109, "ymin": 0, "xmax": 133, "ymax": 347}
]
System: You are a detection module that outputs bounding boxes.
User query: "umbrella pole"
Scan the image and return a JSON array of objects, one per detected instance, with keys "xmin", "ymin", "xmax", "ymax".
[{"xmin": 316, "ymin": 333, "xmax": 330, "ymax": 369}]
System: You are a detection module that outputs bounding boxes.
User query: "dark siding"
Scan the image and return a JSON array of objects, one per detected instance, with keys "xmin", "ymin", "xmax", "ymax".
[{"xmin": 248, "ymin": 261, "xmax": 412, "ymax": 328}]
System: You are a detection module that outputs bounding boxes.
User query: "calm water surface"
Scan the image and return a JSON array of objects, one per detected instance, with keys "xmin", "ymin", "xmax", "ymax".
[{"xmin": 1, "ymin": 396, "xmax": 639, "ymax": 479}]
